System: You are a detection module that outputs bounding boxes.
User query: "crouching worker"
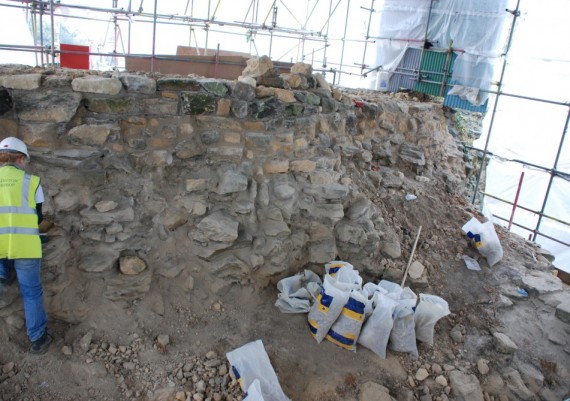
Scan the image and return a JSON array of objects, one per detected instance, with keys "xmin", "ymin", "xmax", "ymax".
[{"xmin": 0, "ymin": 137, "xmax": 52, "ymax": 354}]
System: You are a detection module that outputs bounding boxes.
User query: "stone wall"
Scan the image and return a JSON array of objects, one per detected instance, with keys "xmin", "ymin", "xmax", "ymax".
[{"xmin": 0, "ymin": 63, "xmax": 466, "ymax": 322}]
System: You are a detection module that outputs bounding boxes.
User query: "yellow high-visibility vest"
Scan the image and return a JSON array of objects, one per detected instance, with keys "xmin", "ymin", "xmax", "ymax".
[{"xmin": 0, "ymin": 165, "xmax": 42, "ymax": 259}]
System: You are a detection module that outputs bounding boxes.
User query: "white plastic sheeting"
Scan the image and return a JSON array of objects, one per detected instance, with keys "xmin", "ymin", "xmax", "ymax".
[{"xmin": 369, "ymin": 0, "xmax": 513, "ymax": 104}]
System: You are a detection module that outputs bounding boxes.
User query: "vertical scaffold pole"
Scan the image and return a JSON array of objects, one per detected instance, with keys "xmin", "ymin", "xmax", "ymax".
[
  {"xmin": 471, "ymin": 0, "xmax": 521, "ymax": 205},
  {"xmin": 151, "ymin": 0, "xmax": 157, "ymax": 71},
  {"xmin": 533, "ymin": 107, "xmax": 570, "ymax": 241},
  {"xmin": 338, "ymin": 0, "xmax": 351, "ymax": 86},
  {"xmin": 49, "ymin": 0, "xmax": 55, "ymax": 66}
]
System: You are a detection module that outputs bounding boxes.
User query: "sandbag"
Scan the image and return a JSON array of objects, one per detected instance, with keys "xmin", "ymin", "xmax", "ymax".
[
  {"xmin": 414, "ymin": 294, "xmax": 450, "ymax": 345},
  {"xmin": 389, "ymin": 287, "xmax": 418, "ymax": 358},
  {"xmin": 275, "ymin": 270, "xmax": 322, "ymax": 313},
  {"xmin": 226, "ymin": 340, "xmax": 291, "ymax": 401},
  {"xmin": 378, "ymin": 280, "xmax": 403, "ymax": 301},
  {"xmin": 358, "ymin": 292, "xmax": 398, "ymax": 358},
  {"xmin": 462, "ymin": 217, "xmax": 503, "ymax": 267},
  {"xmin": 244, "ymin": 379, "xmax": 265, "ymax": 401},
  {"xmin": 362, "ymin": 282, "xmax": 385, "ymax": 317},
  {"xmin": 389, "ymin": 304, "xmax": 418, "ymax": 358},
  {"xmin": 308, "ymin": 267, "xmax": 362, "ymax": 343},
  {"xmin": 325, "ymin": 260, "xmax": 354, "ymax": 276},
  {"xmin": 326, "ymin": 289, "xmax": 369, "ymax": 351}
]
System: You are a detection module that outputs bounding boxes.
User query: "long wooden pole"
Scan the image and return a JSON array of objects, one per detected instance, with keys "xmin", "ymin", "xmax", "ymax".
[{"xmin": 401, "ymin": 225, "xmax": 422, "ymax": 288}]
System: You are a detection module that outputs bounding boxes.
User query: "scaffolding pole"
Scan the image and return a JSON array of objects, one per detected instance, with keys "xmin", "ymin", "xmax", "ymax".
[
  {"xmin": 359, "ymin": 0, "xmax": 375, "ymax": 73},
  {"xmin": 49, "ymin": 0, "xmax": 55, "ymax": 66},
  {"xmin": 533, "ymin": 106, "xmax": 570, "ymax": 241},
  {"xmin": 337, "ymin": 0, "xmax": 351, "ymax": 86},
  {"xmin": 471, "ymin": 0, "xmax": 521, "ymax": 204},
  {"xmin": 39, "ymin": 2, "xmax": 45, "ymax": 67},
  {"xmin": 416, "ymin": 0, "xmax": 434, "ymax": 84},
  {"xmin": 151, "ymin": 0, "xmax": 157, "ymax": 71}
]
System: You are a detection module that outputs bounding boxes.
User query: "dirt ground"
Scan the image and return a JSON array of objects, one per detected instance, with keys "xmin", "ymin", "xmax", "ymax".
[{"xmin": 1, "ymin": 161, "xmax": 569, "ymax": 401}]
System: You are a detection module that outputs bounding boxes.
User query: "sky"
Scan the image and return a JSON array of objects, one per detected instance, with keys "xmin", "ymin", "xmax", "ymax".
[{"xmin": 1, "ymin": 0, "xmax": 569, "ymax": 270}]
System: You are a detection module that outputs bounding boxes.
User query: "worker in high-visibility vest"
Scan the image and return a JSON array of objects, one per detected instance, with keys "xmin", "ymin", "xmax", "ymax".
[{"xmin": 0, "ymin": 136, "xmax": 52, "ymax": 354}]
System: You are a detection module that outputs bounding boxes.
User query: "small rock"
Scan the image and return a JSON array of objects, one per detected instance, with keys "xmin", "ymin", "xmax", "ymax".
[
  {"xmin": 359, "ymin": 381, "xmax": 395, "ymax": 401},
  {"xmin": 2, "ymin": 362, "xmax": 15, "ymax": 374},
  {"xmin": 94, "ymin": 200, "xmax": 118, "ymax": 213},
  {"xmin": 450, "ymin": 325, "xmax": 464, "ymax": 343},
  {"xmin": 205, "ymin": 359, "xmax": 221, "ymax": 368},
  {"xmin": 79, "ymin": 331, "xmax": 93, "ymax": 352},
  {"xmin": 435, "ymin": 375, "xmax": 448, "ymax": 386},
  {"xmin": 493, "ymin": 332, "xmax": 518, "ymax": 354},
  {"xmin": 119, "ymin": 256, "xmax": 147, "ymax": 275},
  {"xmin": 477, "ymin": 359, "xmax": 490, "ymax": 375},
  {"xmin": 196, "ymin": 380, "xmax": 206, "ymax": 392},
  {"xmin": 175, "ymin": 391, "xmax": 186, "ymax": 401},
  {"xmin": 185, "ymin": 275, "xmax": 195, "ymax": 291},
  {"xmin": 416, "ymin": 368, "xmax": 430, "ymax": 382},
  {"xmin": 156, "ymin": 334, "xmax": 170, "ymax": 348},
  {"xmin": 432, "ymin": 364, "xmax": 442, "ymax": 374},
  {"xmin": 206, "ymin": 350, "xmax": 217, "ymax": 359},
  {"xmin": 409, "ymin": 261, "xmax": 425, "ymax": 279},
  {"xmin": 62, "ymin": 345, "xmax": 73, "ymax": 356},
  {"xmin": 193, "ymin": 393, "xmax": 204, "ymax": 401},
  {"xmin": 449, "ymin": 371, "xmax": 484, "ymax": 401}
]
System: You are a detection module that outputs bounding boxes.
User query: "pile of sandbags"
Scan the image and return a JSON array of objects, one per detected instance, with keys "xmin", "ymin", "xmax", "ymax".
[{"xmin": 276, "ymin": 261, "xmax": 450, "ymax": 358}]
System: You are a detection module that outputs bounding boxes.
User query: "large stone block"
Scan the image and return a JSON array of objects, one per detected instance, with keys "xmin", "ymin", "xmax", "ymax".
[
  {"xmin": 85, "ymin": 97, "xmax": 135, "ymax": 114},
  {"xmin": 157, "ymin": 77, "xmax": 201, "ymax": 91},
  {"xmin": 263, "ymin": 159, "xmax": 289, "ymax": 174},
  {"xmin": 142, "ymin": 98, "xmax": 179, "ymax": 115},
  {"xmin": 200, "ymin": 80, "xmax": 228, "ymax": 96},
  {"xmin": 68, "ymin": 125, "xmax": 111, "ymax": 146},
  {"xmin": 175, "ymin": 138, "xmax": 206, "ymax": 159},
  {"xmin": 120, "ymin": 74, "xmax": 156, "ymax": 94},
  {"xmin": 207, "ymin": 146, "xmax": 244, "ymax": 161},
  {"xmin": 71, "ymin": 76, "xmax": 122, "ymax": 95},
  {"xmin": 77, "ymin": 245, "xmax": 120, "ymax": 273},
  {"xmin": 217, "ymin": 170, "xmax": 248, "ymax": 195},
  {"xmin": 80, "ymin": 206, "xmax": 135, "ymax": 225},
  {"xmin": 181, "ymin": 92, "xmax": 216, "ymax": 115},
  {"xmin": 192, "ymin": 211, "xmax": 239, "ymax": 243},
  {"xmin": 15, "ymin": 90, "xmax": 82, "ymax": 123},
  {"xmin": 245, "ymin": 132, "xmax": 272, "ymax": 150},
  {"xmin": 241, "ymin": 55, "xmax": 274, "ymax": 78},
  {"xmin": 0, "ymin": 74, "xmax": 42, "ymax": 90},
  {"xmin": 290, "ymin": 159, "xmax": 316, "ymax": 173}
]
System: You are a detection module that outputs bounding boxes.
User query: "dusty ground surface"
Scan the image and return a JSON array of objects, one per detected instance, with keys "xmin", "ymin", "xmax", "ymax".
[{"xmin": 2, "ymin": 169, "xmax": 569, "ymax": 401}]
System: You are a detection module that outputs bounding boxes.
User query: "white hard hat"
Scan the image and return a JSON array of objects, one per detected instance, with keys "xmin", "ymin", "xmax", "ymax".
[{"xmin": 0, "ymin": 137, "xmax": 29, "ymax": 159}]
